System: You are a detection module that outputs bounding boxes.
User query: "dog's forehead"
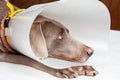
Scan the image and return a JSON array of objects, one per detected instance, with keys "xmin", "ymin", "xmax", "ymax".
[{"xmin": 34, "ymin": 15, "xmax": 69, "ymax": 31}]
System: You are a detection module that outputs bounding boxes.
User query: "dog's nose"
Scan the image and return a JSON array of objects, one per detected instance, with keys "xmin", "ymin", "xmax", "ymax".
[{"xmin": 86, "ymin": 47, "xmax": 94, "ymax": 56}]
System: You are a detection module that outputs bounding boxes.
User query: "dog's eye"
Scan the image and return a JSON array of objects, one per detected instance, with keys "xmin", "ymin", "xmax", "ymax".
[
  {"xmin": 56, "ymin": 29, "xmax": 68, "ymax": 40},
  {"xmin": 57, "ymin": 35, "xmax": 63, "ymax": 40}
]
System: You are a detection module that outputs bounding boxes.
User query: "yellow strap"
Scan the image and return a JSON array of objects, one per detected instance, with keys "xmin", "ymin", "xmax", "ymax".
[
  {"xmin": 6, "ymin": 2, "xmax": 23, "ymax": 18},
  {"xmin": 5, "ymin": 2, "xmax": 23, "ymax": 44},
  {"xmin": 6, "ymin": 2, "xmax": 14, "ymax": 13},
  {"xmin": 5, "ymin": 28, "xmax": 10, "ymax": 44}
]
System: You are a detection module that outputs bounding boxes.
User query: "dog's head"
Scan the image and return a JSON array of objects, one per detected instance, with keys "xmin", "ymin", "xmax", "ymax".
[{"xmin": 30, "ymin": 15, "xmax": 93, "ymax": 63}]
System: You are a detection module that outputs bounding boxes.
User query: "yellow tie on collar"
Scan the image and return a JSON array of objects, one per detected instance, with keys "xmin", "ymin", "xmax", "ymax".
[
  {"xmin": 5, "ymin": 2, "xmax": 23, "ymax": 44},
  {"xmin": 6, "ymin": 2, "xmax": 23, "ymax": 19}
]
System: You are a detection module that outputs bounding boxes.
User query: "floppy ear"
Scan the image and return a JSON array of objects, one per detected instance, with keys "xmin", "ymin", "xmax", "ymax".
[{"xmin": 30, "ymin": 22, "xmax": 48, "ymax": 58}]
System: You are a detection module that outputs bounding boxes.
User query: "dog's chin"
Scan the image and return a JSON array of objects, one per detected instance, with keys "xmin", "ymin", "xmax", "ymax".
[
  {"xmin": 48, "ymin": 52, "xmax": 90, "ymax": 63},
  {"xmin": 78, "ymin": 57, "xmax": 89, "ymax": 63},
  {"xmin": 64, "ymin": 58, "xmax": 89, "ymax": 63},
  {"xmin": 71, "ymin": 56, "xmax": 90, "ymax": 63},
  {"xmin": 60, "ymin": 57, "xmax": 89, "ymax": 63}
]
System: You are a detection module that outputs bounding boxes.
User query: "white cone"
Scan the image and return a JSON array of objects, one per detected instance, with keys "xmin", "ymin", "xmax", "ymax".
[{"xmin": 7, "ymin": 0, "xmax": 110, "ymax": 61}]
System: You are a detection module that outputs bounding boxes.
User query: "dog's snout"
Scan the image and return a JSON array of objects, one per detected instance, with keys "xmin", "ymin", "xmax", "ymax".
[{"xmin": 86, "ymin": 47, "xmax": 94, "ymax": 56}]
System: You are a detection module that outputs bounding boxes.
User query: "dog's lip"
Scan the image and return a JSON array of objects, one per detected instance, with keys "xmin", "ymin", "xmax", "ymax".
[
  {"xmin": 76, "ymin": 56, "xmax": 90, "ymax": 63},
  {"xmin": 48, "ymin": 52, "xmax": 90, "ymax": 63}
]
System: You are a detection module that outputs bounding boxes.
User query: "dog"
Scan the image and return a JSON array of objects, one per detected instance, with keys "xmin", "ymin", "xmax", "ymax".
[{"xmin": 0, "ymin": 0, "xmax": 98, "ymax": 79}]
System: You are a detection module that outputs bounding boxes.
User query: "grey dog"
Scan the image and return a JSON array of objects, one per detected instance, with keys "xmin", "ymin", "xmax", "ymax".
[{"xmin": 0, "ymin": 0, "xmax": 98, "ymax": 79}]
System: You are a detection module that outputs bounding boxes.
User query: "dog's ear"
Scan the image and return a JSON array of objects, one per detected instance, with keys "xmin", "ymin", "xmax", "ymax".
[{"xmin": 30, "ymin": 22, "xmax": 48, "ymax": 58}]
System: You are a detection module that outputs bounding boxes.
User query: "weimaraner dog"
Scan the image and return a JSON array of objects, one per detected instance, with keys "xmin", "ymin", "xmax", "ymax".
[{"xmin": 0, "ymin": 0, "xmax": 98, "ymax": 79}]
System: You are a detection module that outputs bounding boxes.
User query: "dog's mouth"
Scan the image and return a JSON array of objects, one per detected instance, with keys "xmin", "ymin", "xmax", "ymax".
[
  {"xmin": 48, "ymin": 51, "xmax": 92, "ymax": 63},
  {"xmin": 75, "ymin": 56, "xmax": 90, "ymax": 63}
]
